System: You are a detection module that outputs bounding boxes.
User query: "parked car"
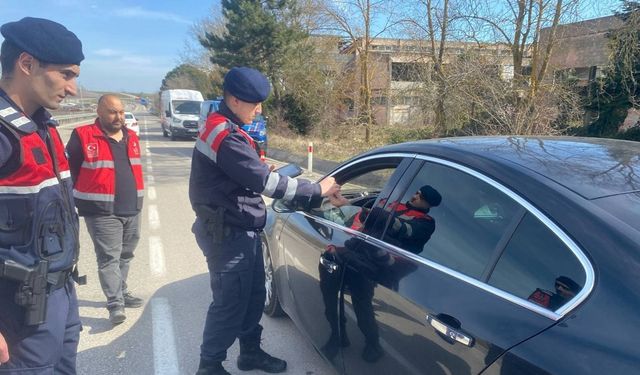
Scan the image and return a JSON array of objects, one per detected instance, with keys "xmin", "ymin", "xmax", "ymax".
[
  {"xmin": 124, "ymin": 112, "xmax": 139, "ymax": 136},
  {"xmin": 199, "ymin": 99, "xmax": 268, "ymax": 156},
  {"xmin": 261, "ymin": 136, "xmax": 640, "ymax": 375}
]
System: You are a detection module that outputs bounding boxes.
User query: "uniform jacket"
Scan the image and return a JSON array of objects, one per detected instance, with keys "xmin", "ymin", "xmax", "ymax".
[
  {"xmin": 0, "ymin": 95, "xmax": 79, "ymax": 273},
  {"xmin": 67, "ymin": 120, "xmax": 144, "ymax": 216},
  {"xmin": 189, "ymin": 101, "xmax": 320, "ymax": 230}
]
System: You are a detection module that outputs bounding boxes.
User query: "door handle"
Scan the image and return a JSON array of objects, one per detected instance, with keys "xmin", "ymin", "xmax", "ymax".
[
  {"xmin": 426, "ymin": 314, "xmax": 474, "ymax": 347},
  {"xmin": 320, "ymin": 257, "xmax": 339, "ymax": 273}
]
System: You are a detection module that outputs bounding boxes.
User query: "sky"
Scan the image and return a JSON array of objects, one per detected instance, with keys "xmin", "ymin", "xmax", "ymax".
[
  {"xmin": 0, "ymin": 0, "xmax": 213, "ymax": 94},
  {"xmin": 0, "ymin": 0, "xmax": 625, "ymax": 94}
]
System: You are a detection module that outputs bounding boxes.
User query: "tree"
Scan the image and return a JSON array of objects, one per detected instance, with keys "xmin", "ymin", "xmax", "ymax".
[
  {"xmin": 583, "ymin": 0, "xmax": 640, "ymax": 139},
  {"xmin": 199, "ymin": 0, "xmax": 309, "ymax": 110},
  {"xmin": 160, "ymin": 64, "xmax": 216, "ymax": 98},
  {"xmin": 318, "ymin": 0, "xmax": 400, "ymax": 143}
]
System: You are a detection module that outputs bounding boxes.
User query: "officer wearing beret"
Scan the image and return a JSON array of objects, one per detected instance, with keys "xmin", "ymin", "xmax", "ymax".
[
  {"xmin": 0, "ymin": 17, "xmax": 83, "ymax": 373},
  {"xmin": 189, "ymin": 67, "xmax": 340, "ymax": 375}
]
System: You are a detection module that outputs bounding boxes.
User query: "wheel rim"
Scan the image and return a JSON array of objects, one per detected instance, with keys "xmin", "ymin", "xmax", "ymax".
[{"xmin": 262, "ymin": 239, "xmax": 274, "ymax": 308}]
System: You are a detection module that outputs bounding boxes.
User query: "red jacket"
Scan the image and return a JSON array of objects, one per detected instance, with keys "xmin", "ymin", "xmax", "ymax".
[
  {"xmin": 0, "ymin": 97, "xmax": 79, "ymax": 272},
  {"xmin": 70, "ymin": 120, "xmax": 144, "ymax": 215}
]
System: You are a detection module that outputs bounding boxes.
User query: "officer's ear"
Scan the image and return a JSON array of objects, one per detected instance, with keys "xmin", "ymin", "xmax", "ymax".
[{"xmin": 16, "ymin": 53, "xmax": 36, "ymax": 76}]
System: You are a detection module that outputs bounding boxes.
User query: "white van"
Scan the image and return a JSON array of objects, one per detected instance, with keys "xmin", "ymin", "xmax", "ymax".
[{"xmin": 160, "ymin": 89, "xmax": 204, "ymax": 140}]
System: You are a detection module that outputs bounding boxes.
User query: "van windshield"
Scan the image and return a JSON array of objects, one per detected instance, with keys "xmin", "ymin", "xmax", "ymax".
[{"xmin": 172, "ymin": 100, "xmax": 201, "ymax": 115}]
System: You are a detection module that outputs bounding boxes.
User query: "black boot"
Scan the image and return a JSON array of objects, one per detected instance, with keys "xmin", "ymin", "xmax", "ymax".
[
  {"xmin": 237, "ymin": 344, "xmax": 287, "ymax": 373},
  {"xmin": 195, "ymin": 359, "xmax": 230, "ymax": 375}
]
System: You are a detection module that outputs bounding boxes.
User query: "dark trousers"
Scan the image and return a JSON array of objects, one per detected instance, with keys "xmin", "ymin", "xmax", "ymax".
[
  {"xmin": 84, "ymin": 214, "xmax": 141, "ymax": 309},
  {"xmin": 192, "ymin": 218, "xmax": 266, "ymax": 362},
  {"xmin": 0, "ymin": 279, "xmax": 81, "ymax": 374}
]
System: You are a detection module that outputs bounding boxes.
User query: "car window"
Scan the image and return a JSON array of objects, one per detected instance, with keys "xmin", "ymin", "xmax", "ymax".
[
  {"xmin": 488, "ymin": 213, "xmax": 586, "ymax": 311},
  {"xmin": 310, "ymin": 157, "xmax": 405, "ymax": 229},
  {"xmin": 387, "ymin": 161, "xmax": 521, "ymax": 279},
  {"xmin": 125, "ymin": 113, "xmax": 134, "ymax": 119}
]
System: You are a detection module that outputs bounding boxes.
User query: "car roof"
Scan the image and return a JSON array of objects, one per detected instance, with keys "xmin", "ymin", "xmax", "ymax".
[{"xmin": 362, "ymin": 136, "xmax": 640, "ymax": 200}]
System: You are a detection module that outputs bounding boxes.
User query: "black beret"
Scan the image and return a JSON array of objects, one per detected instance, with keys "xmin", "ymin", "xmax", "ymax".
[
  {"xmin": 1, "ymin": 17, "xmax": 84, "ymax": 65},
  {"xmin": 223, "ymin": 67, "xmax": 271, "ymax": 103},
  {"xmin": 419, "ymin": 185, "xmax": 442, "ymax": 207}
]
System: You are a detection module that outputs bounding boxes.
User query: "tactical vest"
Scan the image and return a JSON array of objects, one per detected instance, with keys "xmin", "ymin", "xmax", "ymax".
[
  {"xmin": 72, "ymin": 120, "xmax": 144, "ymax": 215},
  {"xmin": 0, "ymin": 97, "xmax": 79, "ymax": 273}
]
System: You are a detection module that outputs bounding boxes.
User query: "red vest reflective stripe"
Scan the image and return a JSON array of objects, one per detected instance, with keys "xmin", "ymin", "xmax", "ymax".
[
  {"xmin": 72, "ymin": 120, "xmax": 144, "ymax": 210},
  {"xmin": 195, "ymin": 113, "xmax": 256, "ymax": 163}
]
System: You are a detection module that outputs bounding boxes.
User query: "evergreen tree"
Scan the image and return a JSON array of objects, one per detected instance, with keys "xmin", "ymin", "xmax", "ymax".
[
  {"xmin": 199, "ymin": 0, "xmax": 309, "ymax": 108},
  {"xmin": 583, "ymin": 1, "xmax": 640, "ymax": 139}
]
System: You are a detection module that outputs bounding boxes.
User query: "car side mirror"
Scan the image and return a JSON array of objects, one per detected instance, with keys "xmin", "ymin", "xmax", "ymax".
[{"xmin": 165, "ymin": 110, "xmax": 171, "ymax": 118}]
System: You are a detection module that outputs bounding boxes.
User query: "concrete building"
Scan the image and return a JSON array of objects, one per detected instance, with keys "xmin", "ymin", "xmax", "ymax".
[
  {"xmin": 540, "ymin": 15, "xmax": 623, "ymax": 85},
  {"xmin": 337, "ymin": 37, "xmax": 515, "ymax": 126}
]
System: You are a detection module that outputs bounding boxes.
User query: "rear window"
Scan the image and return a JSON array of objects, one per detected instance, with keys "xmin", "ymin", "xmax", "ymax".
[{"xmin": 592, "ymin": 192, "xmax": 640, "ymax": 231}]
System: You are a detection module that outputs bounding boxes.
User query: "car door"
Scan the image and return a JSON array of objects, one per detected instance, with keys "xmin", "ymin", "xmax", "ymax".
[
  {"xmin": 278, "ymin": 155, "xmax": 413, "ymax": 372},
  {"xmin": 340, "ymin": 158, "xmax": 592, "ymax": 375}
]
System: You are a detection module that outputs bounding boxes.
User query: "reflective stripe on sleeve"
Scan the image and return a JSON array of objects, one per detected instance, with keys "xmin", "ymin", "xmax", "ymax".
[
  {"xmin": 283, "ymin": 178, "xmax": 298, "ymax": 201},
  {"xmin": 261, "ymin": 172, "xmax": 281, "ymax": 197}
]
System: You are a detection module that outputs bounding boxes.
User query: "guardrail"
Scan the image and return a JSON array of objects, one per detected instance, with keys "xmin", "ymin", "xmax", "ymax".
[{"xmin": 52, "ymin": 112, "xmax": 95, "ymax": 127}]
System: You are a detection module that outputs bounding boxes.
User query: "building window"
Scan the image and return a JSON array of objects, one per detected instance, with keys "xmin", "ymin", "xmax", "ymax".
[{"xmin": 392, "ymin": 62, "xmax": 426, "ymax": 82}]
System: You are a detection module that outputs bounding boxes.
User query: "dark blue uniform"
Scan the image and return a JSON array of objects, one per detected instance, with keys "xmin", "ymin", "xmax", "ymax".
[
  {"xmin": 189, "ymin": 101, "xmax": 321, "ymax": 365},
  {"xmin": 0, "ymin": 17, "xmax": 84, "ymax": 373}
]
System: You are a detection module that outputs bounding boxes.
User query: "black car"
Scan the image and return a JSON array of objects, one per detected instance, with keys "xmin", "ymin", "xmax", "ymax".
[{"xmin": 261, "ymin": 136, "xmax": 640, "ymax": 375}]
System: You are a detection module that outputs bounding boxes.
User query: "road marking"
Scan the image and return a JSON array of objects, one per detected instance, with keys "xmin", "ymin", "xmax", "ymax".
[
  {"xmin": 148, "ymin": 186, "xmax": 157, "ymax": 201},
  {"xmin": 147, "ymin": 175, "xmax": 155, "ymax": 184},
  {"xmin": 147, "ymin": 164, "xmax": 153, "ymax": 173},
  {"xmin": 148, "ymin": 204, "xmax": 160, "ymax": 230},
  {"xmin": 149, "ymin": 236, "xmax": 166, "ymax": 276},
  {"xmin": 151, "ymin": 297, "xmax": 179, "ymax": 375}
]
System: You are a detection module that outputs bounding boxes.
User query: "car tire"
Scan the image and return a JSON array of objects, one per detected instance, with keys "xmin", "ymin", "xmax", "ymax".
[
  {"xmin": 170, "ymin": 128, "xmax": 176, "ymax": 141},
  {"xmin": 162, "ymin": 127, "xmax": 168, "ymax": 137},
  {"xmin": 262, "ymin": 235, "xmax": 285, "ymax": 317}
]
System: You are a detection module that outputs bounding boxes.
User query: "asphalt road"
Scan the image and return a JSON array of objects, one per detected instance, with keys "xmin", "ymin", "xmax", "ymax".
[{"xmin": 56, "ymin": 112, "xmax": 334, "ymax": 375}]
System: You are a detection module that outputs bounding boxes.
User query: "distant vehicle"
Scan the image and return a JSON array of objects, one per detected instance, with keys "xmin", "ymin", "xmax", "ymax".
[
  {"xmin": 198, "ymin": 99, "xmax": 268, "ymax": 156},
  {"xmin": 124, "ymin": 112, "xmax": 139, "ymax": 136},
  {"xmin": 160, "ymin": 89, "xmax": 204, "ymax": 140}
]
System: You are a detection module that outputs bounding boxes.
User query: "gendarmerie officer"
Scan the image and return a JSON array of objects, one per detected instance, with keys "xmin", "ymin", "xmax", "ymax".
[
  {"xmin": 0, "ymin": 17, "xmax": 84, "ymax": 373},
  {"xmin": 189, "ymin": 67, "xmax": 340, "ymax": 375}
]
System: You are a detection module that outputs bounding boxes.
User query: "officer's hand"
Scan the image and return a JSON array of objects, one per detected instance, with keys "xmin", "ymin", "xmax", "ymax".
[
  {"xmin": 269, "ymin": 164, "xmax": 276, "ymax": 172},
  {"xmin": 319, "ymin": 177, "xmax": 340, "ymax": 197},
  {"xmin": 0, "ymin": 331, "xmax": 9, "ymax": 364}
]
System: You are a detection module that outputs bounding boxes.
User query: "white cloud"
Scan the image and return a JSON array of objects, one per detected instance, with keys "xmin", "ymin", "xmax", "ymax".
[{"xmin": 114, "ymin": 6, "xmax": 191, "ymax": 25}]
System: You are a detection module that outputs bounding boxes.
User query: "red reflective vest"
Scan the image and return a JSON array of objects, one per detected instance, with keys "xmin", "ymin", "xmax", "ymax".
[
  {"xmin": 0, "ymin": 98, "xmax": 79, "ymax": 272},
  {"xmin": 72, "ymin": 120, "xmax": 144, "ymax": 215}
]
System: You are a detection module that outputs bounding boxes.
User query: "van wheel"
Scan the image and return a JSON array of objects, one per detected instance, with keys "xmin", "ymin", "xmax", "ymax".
[
  {"xmin": 162, "ymin": 128, "xmax": 168, "ymax": 137},
  {"xmin": 262, "ymin": 235, "xmax": 285, "ymax": 317}
]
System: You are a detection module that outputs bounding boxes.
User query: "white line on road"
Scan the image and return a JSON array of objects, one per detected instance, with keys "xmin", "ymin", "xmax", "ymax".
[
  {"xmin": 151, "ymin": 297, "xmax": 179, "ymax": 375},
  {"xmin": 148, "ymin": 204, "xmax": 160, "ymax": 230},
  {"xmin": 147, "ymin": 175, "xmax": 155, "ymax": 184},
  {"xmin": 149, "ymin": 236, "xmax": 166, "ymax": 276},
  {"xmin": 147, "ymin": 165, "xmax": 153, "ymax": 173},
  {"xmin": 148, "ymin": 186, "xmax": 157, "ymax": 201}
]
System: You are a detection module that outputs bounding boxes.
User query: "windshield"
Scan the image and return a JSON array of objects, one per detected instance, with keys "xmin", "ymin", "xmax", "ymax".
[
  {"xmin": 172, "ymin": 100, "xmax": 201, "ymax": 115},
  {"xmin": 125, "ymin": 113, "xmax": 134, "ymax": 119}
]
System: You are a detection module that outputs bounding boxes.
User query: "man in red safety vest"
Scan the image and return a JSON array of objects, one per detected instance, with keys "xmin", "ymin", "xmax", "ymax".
[{"xmin": 66, "ymin": 94, "xmax": 145, "ymax": 325}]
